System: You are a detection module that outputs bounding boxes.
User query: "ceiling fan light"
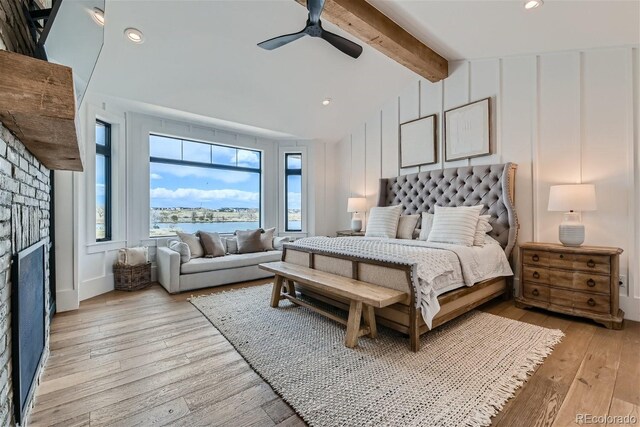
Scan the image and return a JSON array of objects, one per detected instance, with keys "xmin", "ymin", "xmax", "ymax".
[
  {"xmin": 124, "ymin": 28, "xmax": 144, "ymax": 44},
  {"xmin": 322, "ymin": 98, "xmax": 331, "ymax": 106},
  {"xmin": 91, "ymin": 7, "xmax": 105, "ymax": 26},
  {"xmin": 524, "ymin": 0, "xmax": 543, "ymax": 10}
]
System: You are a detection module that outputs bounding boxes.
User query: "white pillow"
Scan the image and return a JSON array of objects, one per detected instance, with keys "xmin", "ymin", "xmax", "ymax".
[
  {"xmin": 396, "ymin": 214, "xmax": 420, "ymax": 239},
  {"xmin": 261, "ymin": 227, "xmax": 276, "ymax": 250},
  {"xmin": 168, "ymin": 240, "xmax": 191, "ymax": 263},
  {"xmin": 365, "ymin": 205, "xmax": 403, "ymax": 238},
  {"xmin": 273, "ymin": 236, "xmax": 291, "ymax": 251},
  {"xmin": 418, "ymin": 213, "xmax": 434, "ymax": 241},
  {"xmin": 473, "ymin": 215, "xmax": 493, "ymax": 246},
  {"xmin": 427, "ymin": 205, "xmax": 483, "ymax": 246}
]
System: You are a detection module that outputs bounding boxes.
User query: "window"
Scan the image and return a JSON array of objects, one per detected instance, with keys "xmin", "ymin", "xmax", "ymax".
[
  {"xmin": 96, "ymin": 120, "xmax": 111, "ymax": 241},
  {"xmin": 149, "ymin": 134, "xmax": 262, "ymax": 237},
  {"xmin": 285, "ymin": 153, "xmax": 302, "ymax": 231}
]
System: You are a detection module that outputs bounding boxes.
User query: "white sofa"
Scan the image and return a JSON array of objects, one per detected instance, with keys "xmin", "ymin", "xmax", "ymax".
[{"xmin": 156, "ymin": 244, "xmax": 282, "ymax": 294}]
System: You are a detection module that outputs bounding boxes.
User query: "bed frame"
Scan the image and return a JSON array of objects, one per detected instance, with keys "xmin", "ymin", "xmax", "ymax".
[{"xmin": 284, "ymin": 163, "xmax": 519, "ymax": 351}]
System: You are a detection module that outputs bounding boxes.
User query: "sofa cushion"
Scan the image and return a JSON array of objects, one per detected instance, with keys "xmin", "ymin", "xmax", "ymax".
[{"xmin": 180, "ymin": 250, "xmax": 282, "ymax": 275}]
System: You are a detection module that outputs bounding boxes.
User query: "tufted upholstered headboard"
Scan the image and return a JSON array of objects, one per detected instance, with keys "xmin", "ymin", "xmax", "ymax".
[{"xmin": 376, "ymin": 163, "xmax": 519, "ymax": 257}]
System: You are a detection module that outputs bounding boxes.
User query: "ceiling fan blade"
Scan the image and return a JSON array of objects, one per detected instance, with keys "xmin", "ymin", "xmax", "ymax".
[
  {"xmin": 258, "ymin": 30, "xmax": 307, "ymax": 50},
  {"xmin": 307, "ymin": 0, "xmax": 325, "ymax": 24},
  {"xmin": 320, "ymin": 29, "xmax": 363, "ymax": 59}
]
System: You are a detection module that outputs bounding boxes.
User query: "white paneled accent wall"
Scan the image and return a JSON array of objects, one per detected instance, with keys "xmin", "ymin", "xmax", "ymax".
[{"xmin": 331, "ymin": 46, "xmax": 639, "ymax": 321}]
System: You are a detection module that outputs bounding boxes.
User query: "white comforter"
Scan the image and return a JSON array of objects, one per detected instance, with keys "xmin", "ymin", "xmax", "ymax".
[{"xmin": 289, "ymin": 236, "xmax": 513, "ymax": 328}]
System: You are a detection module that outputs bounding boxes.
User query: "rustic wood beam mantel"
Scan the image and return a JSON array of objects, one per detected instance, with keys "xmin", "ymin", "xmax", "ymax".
[
  {"xmin": 0, "ymin": 49, "xmax": 82, "ymax": 171},
  {"xmin": 295, "ymin": 0, "xmax": 448, "ymax": 82}
]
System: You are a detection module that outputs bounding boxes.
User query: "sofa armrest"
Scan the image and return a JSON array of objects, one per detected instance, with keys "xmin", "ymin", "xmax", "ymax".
[{"xmin": 157, "ymin": 246, "xmax": 180, "ymax": 294}]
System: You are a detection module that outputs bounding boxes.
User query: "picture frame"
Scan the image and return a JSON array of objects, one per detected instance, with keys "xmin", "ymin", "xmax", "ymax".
[
  {"xmin": 399, "ymin": 114, "xmax": 437, "ymax": 168},
  {"xmin": 444, "ymin": 98, "xmax": 491, "ymax": 161}
]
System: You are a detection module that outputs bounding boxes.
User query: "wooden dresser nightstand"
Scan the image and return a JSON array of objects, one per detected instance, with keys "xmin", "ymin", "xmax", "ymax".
[
  {"xmin": 336, "ymin": 230, "xmax": 365, "ymax": 237},
  {"xmin": 515, "ymin": 242, "xmax": 624, "ymax": 329}
]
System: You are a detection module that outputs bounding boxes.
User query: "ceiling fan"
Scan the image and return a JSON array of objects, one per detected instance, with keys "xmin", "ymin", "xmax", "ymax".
[{"xmin": 257, "ymin": 0, "xmax": 363, "ymax": 59}]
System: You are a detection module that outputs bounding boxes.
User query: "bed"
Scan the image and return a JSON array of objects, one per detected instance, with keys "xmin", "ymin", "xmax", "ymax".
[{"xmin": 282, "ymin": 163, "xmax": 519, "ymax": 351}]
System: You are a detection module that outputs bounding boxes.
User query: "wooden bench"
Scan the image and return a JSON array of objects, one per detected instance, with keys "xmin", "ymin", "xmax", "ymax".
[{"xmin": 259, "ymin": 261, "xmax": 407, "ymax": 348}]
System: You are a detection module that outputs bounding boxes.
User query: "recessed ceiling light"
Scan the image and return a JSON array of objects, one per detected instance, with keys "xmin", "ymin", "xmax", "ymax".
[
  {"xmin": 322, "ymin": 98, "xmax": 331, "ymax": 106},
  {"xmin": 124, "ymin": 28, "xmax": 144, "ymax": 44},
  {"xmin": 91, "ymin": 7, "xmax": 105, "ymax": 26},
  {"xmin": 524, "ymin": 0, "xmax": 543, "ymax": 10}
]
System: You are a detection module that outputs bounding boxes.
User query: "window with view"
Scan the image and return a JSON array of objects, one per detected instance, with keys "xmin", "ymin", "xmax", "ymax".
[
  {"xmin": 149, "ymin": 135, "xmax": 262, "ymax": 237},
  {"xmin": 285, "ymin": 153, "xmax": 302, "ymax": 231},
  {"xmin": 96, "ymin": 120, "xmax": 111, "ymax": 241}
]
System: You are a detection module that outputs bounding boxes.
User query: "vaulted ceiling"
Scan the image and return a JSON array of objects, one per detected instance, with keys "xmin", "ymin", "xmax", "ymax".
[{"xmin": 86, "ymin": 0, "xmax": 639, "ymax": 143}]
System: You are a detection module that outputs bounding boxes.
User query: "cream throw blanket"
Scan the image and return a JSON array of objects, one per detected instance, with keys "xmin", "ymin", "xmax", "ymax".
[{"xmin": 290, "ymin": 236, "xmax": 513, "ymax": 328}]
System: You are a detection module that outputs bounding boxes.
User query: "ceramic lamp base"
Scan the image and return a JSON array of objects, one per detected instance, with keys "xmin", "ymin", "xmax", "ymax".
[
  {"xmin": 558, "ymin": 212, "xmax": 585, "ymax": 246},
  {"xmin": 351, "ymin": 218, "xmax": 363, "ymax": 232}
]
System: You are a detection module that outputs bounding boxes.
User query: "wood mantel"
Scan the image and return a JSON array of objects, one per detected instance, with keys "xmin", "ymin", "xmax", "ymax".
[
  {"xmin": 0, "ymin": 50, "xmax": 83, "ymax": 171},
  {"xmin": 295, "ymin": 0, "xmax": 448, "ymax": 82}
]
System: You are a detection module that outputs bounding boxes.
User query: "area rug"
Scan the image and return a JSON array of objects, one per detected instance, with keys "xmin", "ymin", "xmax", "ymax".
[{"xmin": 190, "ymin": 284, "xmax": 563, "ymax": 427}]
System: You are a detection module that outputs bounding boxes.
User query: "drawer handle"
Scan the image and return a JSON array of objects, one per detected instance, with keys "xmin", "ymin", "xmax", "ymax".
[
  {"xmin": 559, "ymin": 254, "xmax": 564, "ymax": 259},
  {"xmin": 587, "ymin": 259, "xmax": 596, "ymax": 268},
  {"xmin": 587, "ymin": 298, "xmax": 596, "ymax": 307},
  {"xmin": 532, "ymin": 289, "xmax": 539, "ymax": 296},
  {"xmin": 587, "ymin": 279, "xmax": 596, "ymax": 287},
  {"xmin": 532, "ymin": 254, "xmax": 539, "ymax": 262},
  {"xmin": 532, "ymin": 271, "xmax": 540, "ymax": 279}
]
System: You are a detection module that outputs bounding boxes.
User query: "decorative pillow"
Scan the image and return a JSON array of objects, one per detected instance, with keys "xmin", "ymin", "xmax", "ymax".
[
  {"xmin": 198, "ymin": 231, "xmax": 226, "ymax": 258},
  {"xmin": 168, "ymin": 240, "xmax": 191, "ymax": 263},
  {"xmin": 396, "ymin": 214, "xmax": 420, "ymax": 239},
  {"xmin": 177, "ymin": 232, "xmax": 204, "ymax": 258},
  {"xmin": 261, "ymin": 227, "xmax": 276, "ymax": 251},
  {"xmin": 473, "ymin": 215, "xmax": 493, "ymax": 246},
  {"xmin": 365, "ymin": 205, "xmax": 402, "ymax": 238},
  {"xmin": 418, "ymin": 213, "xmax": 434, "ymax": 241},
  {"xmin": 427, "ymin": 205, "xmax": 483, "ymax": 246},
  {"xmin": 236, "ymin": 229, "xmax": 264, "ymax": 254},
  {"xmin": 273, "ymin": 236, "xmax": 290, "ymax": 251},
  {"xmin": 225, "ymin": 237, "xmax": 238, "ymax": 254}
]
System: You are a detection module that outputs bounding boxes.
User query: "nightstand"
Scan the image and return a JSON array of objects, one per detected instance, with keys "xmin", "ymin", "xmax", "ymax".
[
  {"xmin": 515, "ymin": 242, "xmax": 624, "ymax": 329},
  {"xmin": 336, "ymin": 230, "xmax": 365, "ymax": 237}
]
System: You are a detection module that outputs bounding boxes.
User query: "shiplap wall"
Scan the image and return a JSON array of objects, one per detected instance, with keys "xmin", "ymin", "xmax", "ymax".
[{"xmin": 329, "ymin": 46, "xmax": 639, "ymax": 320}]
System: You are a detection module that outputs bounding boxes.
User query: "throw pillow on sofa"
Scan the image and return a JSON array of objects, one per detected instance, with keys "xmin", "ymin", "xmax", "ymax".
[
  {"xmin": 168, "ymin": 240, "xmax": 191, "ymax": 263},
  {"xmin": 236, "ymin": 229, "xmax": 264, "ymax": 254},
  {"xmin": 177, "ymin": 231, "xmax": 204, "ymax": 258},
  {"xmin": 226, "ymin": 237, "xmax": 238, "ymax": 254},
  {"xmin": 261, "ymin": 228, "xmax": 276, "ymax": 251},
  {"xmin": 273, "ymin": 236, "xmax": 290, "ymax": 250},
  {"xmin": 198, "ymin": 231, "xmax": 226, "ymax": 258}
]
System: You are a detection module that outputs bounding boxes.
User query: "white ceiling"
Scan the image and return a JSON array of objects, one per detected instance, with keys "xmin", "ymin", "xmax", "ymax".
[
  {"xmin": 370, "ymin": 0, "xmax": 640, "ymax": 61},
  {"xmin": 86, "ymin": 0, "xmax": 639, "ymax": 143}
]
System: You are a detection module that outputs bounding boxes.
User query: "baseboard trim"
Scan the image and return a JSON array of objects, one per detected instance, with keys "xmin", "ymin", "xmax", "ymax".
[{"xmin": 55, "ymin": 288, "xmax": 79, "ymax": 312}]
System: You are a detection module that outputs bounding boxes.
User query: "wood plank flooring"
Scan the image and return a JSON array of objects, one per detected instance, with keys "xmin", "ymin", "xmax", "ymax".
[{"xmin": 29, "ymin": 280, "xmax": 639, "ymax": 426}]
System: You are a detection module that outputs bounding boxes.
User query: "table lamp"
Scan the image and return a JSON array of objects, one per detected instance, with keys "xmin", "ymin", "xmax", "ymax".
[
  {"xmin": 347, "ymin": 197, "xmax": 367, "ymax": 232},
  {"xmin": 548, "ymin": 184, "xmax": 597, "ymax": 246}
]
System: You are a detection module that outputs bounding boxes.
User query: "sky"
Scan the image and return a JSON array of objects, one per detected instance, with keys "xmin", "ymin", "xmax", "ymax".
[{"xmin": 147, "ymin": 135, "xmax": 301, "ymax": 210}]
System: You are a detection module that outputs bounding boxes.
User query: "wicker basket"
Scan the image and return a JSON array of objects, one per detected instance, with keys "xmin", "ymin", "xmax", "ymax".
[{"xmin": 113, "ymin": 262, "xmax": 151, "ymax": 291}]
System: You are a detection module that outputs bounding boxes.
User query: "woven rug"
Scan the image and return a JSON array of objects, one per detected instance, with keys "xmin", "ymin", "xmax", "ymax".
[{"xmin": 191, "ymin": 284, "xmax": 563, "ymax": 427}]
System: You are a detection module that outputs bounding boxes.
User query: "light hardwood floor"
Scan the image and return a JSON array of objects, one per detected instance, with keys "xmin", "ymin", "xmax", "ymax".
[{"xmin": 30, "ymin": 280, "xmax": 639, "ymax": 426}]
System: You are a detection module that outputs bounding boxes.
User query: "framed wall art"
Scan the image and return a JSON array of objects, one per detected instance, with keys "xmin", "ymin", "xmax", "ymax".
[
  {"xmin": 444, "ymin": 98, "xmax": 491, "ymax": 161},
  {"xmin": 399, "ymin": 114, "xmax": 437, "ymax": 168}
]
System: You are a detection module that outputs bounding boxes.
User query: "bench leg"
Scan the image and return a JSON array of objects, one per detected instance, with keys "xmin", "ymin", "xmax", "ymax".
[
  {"xmin": 286, "ymin": 279, "xmax": 296, "ymax": 297},
  {"xmin": 344, "ymin": 300, "xmax": 363, "ymax": 348},
  {"xmin": 270, "ymin": 275, "xmax": 284, "ymax": 308},
  {"xmin": 363, "ymin": 305, "xmax": 377, "ymax": 339},
  {"xmin": 409, "ymin": 304, "xmax": 420, "ymax": 352}
]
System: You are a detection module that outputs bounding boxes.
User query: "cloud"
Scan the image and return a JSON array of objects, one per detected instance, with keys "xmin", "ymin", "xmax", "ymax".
[
  {"xmin": 287, "ymin": 192, "xmax": 301, "ymax": 209},
  {"xmin": 150, "ymin": 163, "xmax": 253, "ymax": 184},
  {"xmin": 150, "ymin": 173, "xmax": 163, "ymax": 180},
  {"xmin": 151, "ymin": 187, "xmax": 259, "ymax": 202},
  {"xmin": 236, "ymin": 150, "xmax": 260, "ymax": 168}
]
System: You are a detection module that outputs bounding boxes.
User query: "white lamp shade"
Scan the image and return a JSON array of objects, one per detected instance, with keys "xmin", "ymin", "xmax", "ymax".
[
  {"xmin": 548, "ymin": 184, "xmax": 597, "ymax": 212},
  {"xmin": 347, "ymin": 197, "xmax": 367, "ymax": 213}
]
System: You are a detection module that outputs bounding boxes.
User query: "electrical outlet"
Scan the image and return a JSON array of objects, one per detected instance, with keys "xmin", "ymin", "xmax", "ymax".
[{"xmin": 618, "ymin": 274, "xmax": 627, "ymax": 293}]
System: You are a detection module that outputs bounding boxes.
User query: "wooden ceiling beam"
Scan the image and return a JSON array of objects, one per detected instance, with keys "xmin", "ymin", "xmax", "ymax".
[{"xmin": 295, "ymin": 0, "xmax": 448, "ymax": 82}]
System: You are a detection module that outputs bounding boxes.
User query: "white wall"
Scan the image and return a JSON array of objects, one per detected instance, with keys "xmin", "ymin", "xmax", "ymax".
[
  {"xmin": 55, "ymin": 96, "xmax": 332, "ymax": 310},
  {"xmin": 329, "ymin": 46, "xmax": 640, "ymax": 321}
]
